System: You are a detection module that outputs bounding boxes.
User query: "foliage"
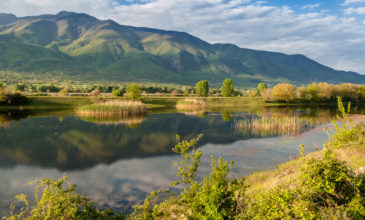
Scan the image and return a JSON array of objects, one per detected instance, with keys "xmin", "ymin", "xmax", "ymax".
[
  {"xmin": 59, "ymin": 87, "xmax": 69, "ymax": 96},
  {"xmin": 195, "ymin": 80, "xmax": 209, "ymax": 97},
  {"xmin": 256, "ymin": 82, "xmax": 267, "ymax": 96},
  {"xmin": 0, "ymin": 86, "xmax": 30, "ymax": 105},
  {"xmin": 326, "ymin": 97, "xmax": 364, "ymax": 149},
  {"xmin": 111, "ymin": 88, "xmax": 125, "ymax": 97},
  {"xmin": 221, "ymin": 78, "xmax": 234, "ymax": 97},
  {"xmin": 132, "ymin": 134, "xmax": 238, "ymax": 219},
  {"xmin": 76, "ymin": 100, "xmax": 146, "ymax": 117},
  {"xmin": 126, "ymin": 84, "xmax": 141, "ymax": 100},
  {"xmin": 272, "ymin": 83, "xmax": 296, "ymax": 102},
  {"xmin": 8, "ymin": 176, "xmax": 125, "ymax": 220}
]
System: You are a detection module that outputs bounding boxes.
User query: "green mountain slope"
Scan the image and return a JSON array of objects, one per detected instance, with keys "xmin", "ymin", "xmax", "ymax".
[{"xmin": 0, "ymin": 11, "xmax": 363, "ymax": 86}]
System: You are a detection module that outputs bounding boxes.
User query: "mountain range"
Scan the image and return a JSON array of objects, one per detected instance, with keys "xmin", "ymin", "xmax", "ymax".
[{"xmin": 0, "ymin": 11, "xmax": 364, "ymax": 86}]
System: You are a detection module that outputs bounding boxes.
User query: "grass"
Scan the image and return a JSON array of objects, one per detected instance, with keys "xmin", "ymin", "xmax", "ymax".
[
  {"xmin": 76, "ymin": 100, "xmax": 147, "ymax": 117},
  {"xmin": 235, "ymin": 115, "xmax": 329, "ymax": 136},
  {"xmin": 175, "ymin": 98, "xmax": 207, "ymax": 111}
]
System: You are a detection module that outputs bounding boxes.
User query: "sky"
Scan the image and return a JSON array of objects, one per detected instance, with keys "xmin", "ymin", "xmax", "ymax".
[{"xmin": 1, "ymin": 0, "xmax": 365, "ymax": 74}]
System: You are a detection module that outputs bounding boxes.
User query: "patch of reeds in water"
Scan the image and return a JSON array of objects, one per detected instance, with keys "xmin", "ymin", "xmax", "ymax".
[
  {"xmin": 76, "ymin": 100, "xmax": 147, "ymax": 117},
  {"xmin": 176, "ymin": 98, "xmax": 207, "ymax": 111},
  {"xmin": 235, "ymin": 116, "xmax": 327, "ymax": 137}
]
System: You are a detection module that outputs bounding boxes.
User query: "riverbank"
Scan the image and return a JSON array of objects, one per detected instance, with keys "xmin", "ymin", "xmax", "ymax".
[
  {"xmin": 130, "ymin": 100, "xmax": 365, "ymax": 219},
  {"xmin": 0, "ymin": 95, "xmax": 355, "ymax": 111}
]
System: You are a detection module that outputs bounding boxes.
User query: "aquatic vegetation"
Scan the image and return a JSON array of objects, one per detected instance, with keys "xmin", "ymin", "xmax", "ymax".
[
  {"xmin": 76, "ymin": 100, "xmax": 147, "ymax": 117},
  {"xmin": 235, "ymin": 115, "xmax": 327, "ymax": 136},
  {"xmin": 175, "ymin": 98, "xmax": 207, "ymax": 111},
  {"xmin": 6, "ymin": 98, "xmax": 365, "ymax": 219}
]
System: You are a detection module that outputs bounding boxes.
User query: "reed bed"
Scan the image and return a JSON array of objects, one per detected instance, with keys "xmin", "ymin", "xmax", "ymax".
[
  {"xmin": 235, "ymin": 116, "xmax": 327, "ymax": 137},
  {"xmin": 76, "ymin": 100, "xmax": 147, "ymax": 117},
  {"xmin": 175, "ymin": 98, "xmax": 207, "ymax": 111},
  {"xmin": 79, "ymin": 115, "xmax": 146, "ymax": 126}
]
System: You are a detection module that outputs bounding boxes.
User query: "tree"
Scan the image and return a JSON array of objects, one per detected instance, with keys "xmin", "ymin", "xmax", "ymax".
[
  {"xmin": 126, "ymin": 83, "xmax": 141, "ymax": 100},
  {"xmin": 112, "ymin": 88, "xmax": 125, "ymax": 97},
  {"xmin": 256, "ymin": 83, "xmax": 267, "ymax": 96},
  {"xmin": 221, "ymin": 78, "xmax": 234, "ymax": 97},
  {"xmin": 272, "ymin": 83, "xmax": 296, "ymax": 102},
  {"xmin": 195, "ymin": 80, "xmax": 209, "ymax": 97}
]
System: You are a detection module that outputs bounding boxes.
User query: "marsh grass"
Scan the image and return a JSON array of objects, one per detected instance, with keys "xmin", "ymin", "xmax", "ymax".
[
  {"xmin": 235, "ymin": 116, "xmax": 327, "ymax": 136},
  {"xmin": 76, "ymin": 100, "xmax": 147, "ymax": 117},
  {"xmin": 175, "ymin": 98, "xmax": 207, "ymax": 111}
]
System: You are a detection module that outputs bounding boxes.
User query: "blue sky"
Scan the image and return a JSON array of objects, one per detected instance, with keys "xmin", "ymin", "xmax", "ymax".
[{"xmin": 1, "ymin": 0, "xmax": 365, "ymax": 73}]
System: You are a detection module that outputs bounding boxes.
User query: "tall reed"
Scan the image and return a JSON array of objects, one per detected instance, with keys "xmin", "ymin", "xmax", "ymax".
[
  {"xmin": 235, "ymin": 116, "xmax": 327, "ymax": 137},
  {"xmin": 76, "ymin": 100, "xmax": 147, "ymax": 117},
  {"xmin": 176, "ymin": 98, "xmax": 207, "ymax": 111}
]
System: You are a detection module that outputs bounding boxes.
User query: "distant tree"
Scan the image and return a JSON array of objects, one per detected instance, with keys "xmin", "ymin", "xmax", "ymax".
[
  {"xmin": 126, "ymin": 84, "xmax": 141, "ymax": 100},
  {"xmin": 195, "ymin": 80, "xmax": 209, "ymax": 97},
  {"xmin": 112, "ymin": 88, "xmax": 124, "ymax": 97},
  {"xmin": 59, "ymin": 88, "xmax": 69, "ymax": 96},
  {"xmin": 256, "ymin": 83, "xmax": 267, "ymax": 96},
  {"xmin": 90, "ymin": 89, "xmax": 100, "ymax": 97},
  {"xmin": 221, "ymin": 78, "xmax": 234, "ymax": 97},
  {"xmin": 0, "ymin": 82, "xmax": 3, "ymax": 88},
  {"xmin": 15, "ymin": 84, "xmax": 26, "ymax": 92},
  {"xmin": 272, "ymin": 83, "xmax": 296, "ymax": 102},
  {"xmin": 261, "ymin": 89, "xmax": 273, "ymax": 102}
]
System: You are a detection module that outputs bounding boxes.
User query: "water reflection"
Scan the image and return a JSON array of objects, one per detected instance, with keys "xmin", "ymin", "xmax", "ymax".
[
  {"xmin": 0, "ymin": 106, "xmax": 356, "ymax": 216},
  {"xmin": 78, "ymin": 115, "xmax": 146, "ymax": 128},
  {"xmin": 0, "ymin": 107, "xmax": 340, "ymax": 171}
]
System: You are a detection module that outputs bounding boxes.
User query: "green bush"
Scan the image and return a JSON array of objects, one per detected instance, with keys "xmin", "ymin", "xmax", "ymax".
[
  {"xmin": 112, "ymin": 88, "xmax": 125, "ymax": 97},
  {"xmin": 8, "ymin": 177, "xmax": 125, "ymax": 220},
  {"xmin": 195, "ymin": 80, "xmax": 209, "ymax": 97},
  {"xmin": 126, "ymin": 84, "xmax": 141, "ymax": 100},
  {"xmin": 256, "ymin": 83, "xmax": 267, "ymax": 96},
  {"xmin": 221, "ymin": 78, "xmax": 234, "ymax": 97}
]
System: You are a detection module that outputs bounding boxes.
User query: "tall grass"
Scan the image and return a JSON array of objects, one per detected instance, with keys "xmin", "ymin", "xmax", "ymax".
[
  {"xmin": 235, "ymin": 116, "xmax": 327, "ymax": 136},
  {"xmin": 175, "ymin": 98, "xmax": 207, "ymax": 111},
  {"xmin": 76, "ymin": 100, "xmax": 147, "ymax": 117}
]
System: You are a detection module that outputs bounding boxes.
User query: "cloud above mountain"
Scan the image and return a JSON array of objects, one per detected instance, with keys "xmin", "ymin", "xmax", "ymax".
[{"xmin": 1, "ymin": 0, "xmax": 365, "ymax": 74}]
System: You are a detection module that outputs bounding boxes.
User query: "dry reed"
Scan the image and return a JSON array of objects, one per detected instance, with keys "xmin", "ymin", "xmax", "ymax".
[
  {"xmin": 76, "ymin": 100, "xmax": 147, "ymax": 117},
  {"xmin": 176, "ymin": 98, "xmax": 207, "ymax": 111},
  {"xmin": 235, "ymin": 116, "xmax": 327, "ymax": 136}
]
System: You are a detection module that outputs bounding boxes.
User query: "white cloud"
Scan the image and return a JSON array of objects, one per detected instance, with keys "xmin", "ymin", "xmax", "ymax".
[
  {"xmin": 342, "ymin": 17, "xmax": 356, "ymax": 23},
  {"xmin": 302, "ymin": 3, "xmax": 320, "ymax": 10},
  {"xmin": 344, "ymin": 7, "xmax": 365, "ymax": 14},
  {"xmin": 343, "ymin": 0, "xmax": 365, "ymax": 5},
  {"xmin": 1, "ymin": 0, "xmax": 365, "ymax": 74}
]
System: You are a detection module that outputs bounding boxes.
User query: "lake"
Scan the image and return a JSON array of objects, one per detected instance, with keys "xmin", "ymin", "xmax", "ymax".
[{"xmin": 0, "ymin": 105, "xmax": 358, "ymax": 216}]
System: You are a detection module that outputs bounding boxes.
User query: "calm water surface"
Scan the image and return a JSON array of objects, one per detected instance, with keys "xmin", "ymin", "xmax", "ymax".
[{"xmin": 0, "ymin": 106, "xmax": 357, "ymax": 215}]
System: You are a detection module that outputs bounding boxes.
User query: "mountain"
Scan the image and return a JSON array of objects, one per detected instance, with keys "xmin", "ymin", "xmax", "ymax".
[{"xmin": 0, "ymin": 11, "xmax": 364, "ymax": 86}]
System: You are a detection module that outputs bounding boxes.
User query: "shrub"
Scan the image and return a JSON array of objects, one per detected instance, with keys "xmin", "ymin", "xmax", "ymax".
[
  {"xmin": 272, "ymin": 83, "xmax": 296, "ymax": 102},
  {"xmin": 126, "ymin": 84, "xmax": 141, "ymax": 100},
  {"xmin": 261, "ymin": 88, "xmax": 273, "ymax": 102},
  {"xmin": 195, "ymin": 80, "xmax": 209, "ymax": 97},
  {"xmin": 59, "ymin": 88, "xmax": 69, "ymax": 96},
  {"xmin": 221, "ymin": 78, "xmax": 234, "ymax": 97},
  {"xmin": 256, "ymin": 83, "xmax": 267, "ymax": 96},
  {"xmin": 8, "ymin": 177, "xmax": 125, "ymax": 219},
  {"xmin": 112, "ymin": 88, "xmax": 124, "ymax": 97}
]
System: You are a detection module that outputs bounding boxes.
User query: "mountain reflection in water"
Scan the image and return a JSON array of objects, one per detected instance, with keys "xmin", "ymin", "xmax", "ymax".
[{"xmin": 0, "ymin": 105, "xmax": 356, "ymax": 215}]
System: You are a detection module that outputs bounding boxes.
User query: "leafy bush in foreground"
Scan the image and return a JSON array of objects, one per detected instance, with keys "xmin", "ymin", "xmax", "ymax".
[{"xmin": 8, "ymin": 177, "xmax": 124, "ymax": 220}]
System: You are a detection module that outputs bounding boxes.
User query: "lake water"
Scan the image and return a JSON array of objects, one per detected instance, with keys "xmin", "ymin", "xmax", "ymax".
[{"xmin": 0, "ymin": 105, "xmax": 357, "ymax": 216}]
